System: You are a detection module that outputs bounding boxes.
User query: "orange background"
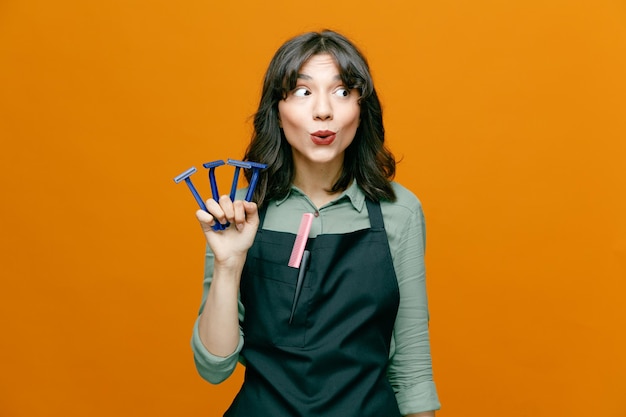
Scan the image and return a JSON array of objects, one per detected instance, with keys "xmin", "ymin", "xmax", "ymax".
[{"xmin": 1, "ymin": 1, "xmax": 625, "ymax": 416}]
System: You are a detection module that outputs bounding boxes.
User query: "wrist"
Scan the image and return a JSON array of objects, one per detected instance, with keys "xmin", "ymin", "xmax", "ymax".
[{"xmin": 213, "ymin": 256, "xmax": 246, "ymax": 278}]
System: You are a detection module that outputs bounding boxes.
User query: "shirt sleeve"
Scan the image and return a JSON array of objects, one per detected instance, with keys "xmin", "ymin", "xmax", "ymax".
[
  {"xmin": 190, "ymin": 244, "xmax": 245, "ymax": 384},
  {"xmin": 386, "ymin": 198, "xmax": 441, "ymax": 414}
]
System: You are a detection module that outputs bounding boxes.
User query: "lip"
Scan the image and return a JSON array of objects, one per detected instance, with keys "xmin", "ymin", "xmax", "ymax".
[{"xmin": 310, "ymin": 130, "xmax": 336, "ymax": 145}]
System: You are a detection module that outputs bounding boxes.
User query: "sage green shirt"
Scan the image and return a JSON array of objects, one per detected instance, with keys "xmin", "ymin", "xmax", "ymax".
[{"xmin": 191, "ymin": 181, "xmax": 441, "ymax": 414}]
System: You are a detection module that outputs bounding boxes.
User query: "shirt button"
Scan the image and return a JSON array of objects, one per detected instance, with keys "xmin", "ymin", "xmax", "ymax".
[{"xmin": 313, "ymin": 211, "xmax": 320, "ymax": 217}]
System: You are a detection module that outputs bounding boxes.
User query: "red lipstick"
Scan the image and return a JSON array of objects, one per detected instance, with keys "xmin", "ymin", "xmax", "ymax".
[{"xmin": 310, "ymin": 130, "xmax": 336, "ymax": 145}]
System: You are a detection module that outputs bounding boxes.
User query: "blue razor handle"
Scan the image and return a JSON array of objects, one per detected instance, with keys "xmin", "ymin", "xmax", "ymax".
[
  {"xmin": 245, "ymin": 161, "xmax": 268, "ymax": 202},
  {"xmin": 202, "ymin": 160, "xmax": 225, "ymax": 200},
  {"xmin": 173, "ymin": 167, "xmax": 208, "ymax": 212},
  {"xmin": 226, "ymin": 159, "xmax": 252, "ymax": 201},
  {"xmin": 202, "ymin": 160, "xmax": 227, "ymax": 231}
]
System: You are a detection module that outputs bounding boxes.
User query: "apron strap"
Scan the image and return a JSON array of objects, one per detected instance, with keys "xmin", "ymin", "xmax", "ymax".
[
  {"xmin": 365, "ymin": 199, "xmax": 385, "ymax": 231},
  {"xmin": 258, "ymin": 202, "xmax": 269, "ymax": 228}
]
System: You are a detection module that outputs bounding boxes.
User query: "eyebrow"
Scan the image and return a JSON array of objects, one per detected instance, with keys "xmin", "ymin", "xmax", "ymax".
[{"xmin": 297, "ymin": 73, "xmax": 342, "ymax": 81}]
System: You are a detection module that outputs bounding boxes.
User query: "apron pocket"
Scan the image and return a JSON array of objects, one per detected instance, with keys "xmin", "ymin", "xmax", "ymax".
[{"xmin": 241, "ymin": 256, "xmax": 310, "ymax": 348}]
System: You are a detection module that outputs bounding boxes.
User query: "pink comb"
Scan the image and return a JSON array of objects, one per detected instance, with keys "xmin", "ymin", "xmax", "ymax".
[{"xmin": 288, "ymin": 213, "xmax": 314, "ymax": 268}]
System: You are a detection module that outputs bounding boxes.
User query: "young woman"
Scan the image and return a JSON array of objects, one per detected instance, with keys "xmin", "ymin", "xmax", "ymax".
[{"xmin": 191, "ymin": 30, "xmax": 440, "ymax": 417}]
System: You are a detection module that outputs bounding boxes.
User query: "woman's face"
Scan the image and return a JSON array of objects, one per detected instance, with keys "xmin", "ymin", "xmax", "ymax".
[{"xmin": 278, "ymin": 53, "xmax": 360, "ymax": 171}]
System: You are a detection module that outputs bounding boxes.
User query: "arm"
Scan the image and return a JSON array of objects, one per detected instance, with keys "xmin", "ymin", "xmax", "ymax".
[
  {"xmin": 385, "ymin": 192, "xmax": 441, "ymax": 414},
  {"xmin": 191, "ymin": 196, "xmax": 258, "ymax": 382},
  {"xmin": 196, "ymin": 252, "xmax": 245, "ymax": 356}
]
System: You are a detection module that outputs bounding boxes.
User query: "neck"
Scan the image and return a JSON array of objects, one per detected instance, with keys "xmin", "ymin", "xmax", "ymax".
[{"xmin": 292, "ymin": 159, "xmax": 344, "ymax": 208}]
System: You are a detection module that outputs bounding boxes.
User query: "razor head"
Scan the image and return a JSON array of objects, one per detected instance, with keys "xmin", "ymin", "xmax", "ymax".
[
  {"xmin": 247, "ymin": 161, "xmax": 268, "ymax": 170},
  {"xmin": 227, "ymin": 159, "xmax": 252, "ymax": 169},
  {"xmin": 202, "ymin": 160, "xmax": 225, "ymax": 169},
  {"xmin": 173, "ymin": 167, "xmax": 197, "ymax": 183}
]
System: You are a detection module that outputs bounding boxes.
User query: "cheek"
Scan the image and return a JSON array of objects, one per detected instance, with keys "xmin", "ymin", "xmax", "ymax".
[
  {"xmin": 278, "ymin": 104, "xmax": 299, "ymax": 130},
  {"xmin": 347, "ymin": 100, "xmax": 360, "ymax": 122},
  {"xmin": 277, "ymin": 106, "xmax": 303, "ymax": 145},
  {"xmin": 346, "ymin": 106, "xmax": 361, "ymax": 129}
]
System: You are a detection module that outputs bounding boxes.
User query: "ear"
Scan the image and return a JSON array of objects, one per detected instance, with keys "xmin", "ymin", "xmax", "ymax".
[{"xmin": 278, "ymin": 117, "xmax": 282, "ymax": 128}]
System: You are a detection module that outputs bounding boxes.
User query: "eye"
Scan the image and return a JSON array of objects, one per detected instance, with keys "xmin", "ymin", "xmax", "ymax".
[
  {"xmin": 293, "ymin": 87, "xmax": 311, "ymax": 97},
  {"xmin": 334, "ymin": 87, "xmax": 350, "ymax": 97}
]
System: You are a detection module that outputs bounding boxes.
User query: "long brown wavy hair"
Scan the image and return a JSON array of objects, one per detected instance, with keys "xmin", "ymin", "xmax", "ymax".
[{"xmin": 244, "ymin": 30, "xmax": 396, "ymax": 207}]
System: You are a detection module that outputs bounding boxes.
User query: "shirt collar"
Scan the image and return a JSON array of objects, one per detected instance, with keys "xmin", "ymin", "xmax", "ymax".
[{"xmin": 274, "ymin": 181, "xmax": 366, "ymax": 212}]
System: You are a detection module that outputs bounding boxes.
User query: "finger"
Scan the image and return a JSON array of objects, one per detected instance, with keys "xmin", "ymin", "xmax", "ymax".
[
  {"xmin": 219, "ymin": 194, "xmax": 235, "ymax": 223},
  {"xmin": 232, "ymin": 200, "xmax": 246, "ymax": 231},
  {"xmin": 205, "ymin": 198, "xmax": 226, "ymax": 225},
  {"xmin": 195, "ymin": 209, "xmax": 215, "ymax": 230}
]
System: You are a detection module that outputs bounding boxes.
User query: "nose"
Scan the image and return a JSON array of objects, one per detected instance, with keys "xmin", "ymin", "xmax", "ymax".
[{"xmin": 313, "ymin": 94, "xmax": 333, "ymax": 121}]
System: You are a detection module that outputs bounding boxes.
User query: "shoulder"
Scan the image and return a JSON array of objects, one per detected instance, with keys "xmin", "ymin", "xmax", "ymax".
[
  {"xmin": 377, "ymin": 182, "xmax": 426, "ymax": 242},
  {"xmin": 380, "ymin": 182, "xmax": 424, "ymax": 218}
]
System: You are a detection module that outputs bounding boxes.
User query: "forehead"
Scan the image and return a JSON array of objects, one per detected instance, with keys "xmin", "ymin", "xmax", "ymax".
[
  {"xmin": 298, "ymin": 54, "xmax": 341, "ymax": 79},
  {"xmin": 299, "ymin": 54, "xmax": 339, "ymax": 71}
]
